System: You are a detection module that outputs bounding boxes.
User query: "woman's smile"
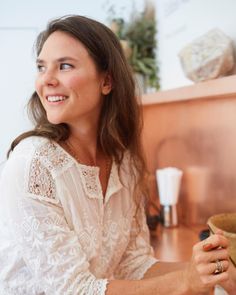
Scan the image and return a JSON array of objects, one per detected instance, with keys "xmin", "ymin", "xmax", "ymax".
[{"xmin": 46, "ymin": 95, "xmax": 68, "ymax": 103}]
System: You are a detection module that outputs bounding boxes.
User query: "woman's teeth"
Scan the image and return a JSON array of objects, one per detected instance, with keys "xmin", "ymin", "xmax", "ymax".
[{"xmin": 47, "ymin": 95, "xmax": 68, "ymax": 102}]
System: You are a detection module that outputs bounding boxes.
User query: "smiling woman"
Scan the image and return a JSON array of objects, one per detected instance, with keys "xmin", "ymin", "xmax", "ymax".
[
  {"xmin": 1, "ymin": 14, "xmax": 236, "ymax": 295},
  {"xmin": 35, "ymin": 31, "xmax": 111, "ymax": 127}
]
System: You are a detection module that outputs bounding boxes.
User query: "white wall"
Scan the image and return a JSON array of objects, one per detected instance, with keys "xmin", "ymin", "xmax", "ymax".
[
  {"xmin": 0, "ymin": 0, "xmax": 144, "ymax": 163},
  {"xmin": 155, "ymin": 0, "xmax": 236, "ymax": 90}
]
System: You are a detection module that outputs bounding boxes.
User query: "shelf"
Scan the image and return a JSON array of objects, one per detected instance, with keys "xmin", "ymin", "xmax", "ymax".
[{"xmin": 142, "ymin": 74, "xmax": 236, "ymax": 105}]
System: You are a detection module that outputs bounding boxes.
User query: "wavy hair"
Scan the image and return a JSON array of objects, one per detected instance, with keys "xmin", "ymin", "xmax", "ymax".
[{"xmin": 8, "ymin": 15, "xmax": 149, "ymax": 208}]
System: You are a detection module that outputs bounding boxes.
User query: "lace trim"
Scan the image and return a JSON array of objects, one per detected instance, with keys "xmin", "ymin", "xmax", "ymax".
[
  {"xmin": 28, "ymin": 157, "xmax": 57, "ymax": 203},
  {"xmin": 78, "ymin": 161, "xmax": 123, "ymax": 201},
  {"xmin": 79, "ymin": 165, "xmax": 103, "ymax": 199},
  {"xmin": 93, "ymin": 279, "xmax": 108, "ymax": 295},
  {"xmin": 27, "ymin": 140, "xmax": 73, "ymax": 204},
  {"xmin": 35, "ymin": 141, "xmax": 73, "ymax": 177},
  {"xmin": 86, "ymin": 278, "xmax": 108, "ymax": 295},
  {"xmin": 28, "ymin": 139, "xmax": 124, "ymax": 202},
  {"xmin": 65, "ymin": 272, "xmax": 108, "ymax": 295}
]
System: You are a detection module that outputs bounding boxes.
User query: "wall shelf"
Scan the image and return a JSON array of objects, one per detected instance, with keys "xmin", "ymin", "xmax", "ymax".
[
  {"xmin": 142, "ymin": 74, "xmax": 236, "ymax": 224},
  {"xmin": 142, "ymin": 74, "xmax": 236, "ymax": 105}
]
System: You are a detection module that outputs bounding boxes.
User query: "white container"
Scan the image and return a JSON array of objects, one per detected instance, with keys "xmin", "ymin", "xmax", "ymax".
[{"xmin": 156, "ymin": 167, "xmax": 183, "ymax": 227}]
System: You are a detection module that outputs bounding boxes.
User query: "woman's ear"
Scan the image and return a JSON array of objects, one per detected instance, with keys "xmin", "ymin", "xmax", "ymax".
[{"xmin": 101, "ymin": 74, "xmax": 112, "ymax": 95}]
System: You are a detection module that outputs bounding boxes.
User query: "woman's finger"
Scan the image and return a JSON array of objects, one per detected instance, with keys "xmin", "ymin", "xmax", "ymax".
[
  {"xmin": 200, "ymin": 271, "xmax": 230, "ymax": 288},
  {"xmin": 202, "ymin": 248, "xmax": 229, "ymax": 263},
  {"xmin": 203, "ymin": 243, "xmax": 214, "ymax": 251},
  {"xmin": 198, "ymin": 234, "xmax": 229, "ymax": 252},
  {"xmin": 197, "ymin": 259, "xmax": 229, "ymax": 275}
]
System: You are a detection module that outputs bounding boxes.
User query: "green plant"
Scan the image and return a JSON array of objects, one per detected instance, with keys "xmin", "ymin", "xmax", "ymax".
[
  {"xmin": 109, "ymin": 4, "xmax": 160, "ymax": 90},
  {"xmin": 126, "ymin": 15, "xmax": 159, "ymax": 89}
]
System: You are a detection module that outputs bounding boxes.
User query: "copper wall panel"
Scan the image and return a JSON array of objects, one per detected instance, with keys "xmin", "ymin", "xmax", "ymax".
[{"xmin": 142, "ymin": 97, "xmax": 236, "ymax": 225}]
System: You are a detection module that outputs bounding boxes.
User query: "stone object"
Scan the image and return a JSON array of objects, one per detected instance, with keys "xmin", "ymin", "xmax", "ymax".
[{"xmin": 178, "ymin": 28, "xmax": 235, "ymax": 82}]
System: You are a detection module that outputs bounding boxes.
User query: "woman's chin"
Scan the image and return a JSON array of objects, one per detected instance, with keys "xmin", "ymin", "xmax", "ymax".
[{"xmin": 47, "ymin": 116, "xmax": 64, "ymax": 125}]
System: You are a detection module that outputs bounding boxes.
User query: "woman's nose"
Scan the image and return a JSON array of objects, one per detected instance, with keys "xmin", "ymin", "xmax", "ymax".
[{"xmin": 41, "ymin": 70, "xmax": 59, "ymax": 87}]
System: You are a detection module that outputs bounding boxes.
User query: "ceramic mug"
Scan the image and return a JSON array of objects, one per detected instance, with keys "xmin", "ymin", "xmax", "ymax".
[{"xmin": 207, "ymin": 213, "xmax": 236, "ymax": 267}]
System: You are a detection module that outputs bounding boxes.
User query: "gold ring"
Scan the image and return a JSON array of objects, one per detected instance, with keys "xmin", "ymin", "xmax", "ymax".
[{"xmin": 214, "ymin": 260, "xmax": 224, "ymax": 274}]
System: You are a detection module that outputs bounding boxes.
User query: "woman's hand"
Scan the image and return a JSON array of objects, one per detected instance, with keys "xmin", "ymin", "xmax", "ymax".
[
  {"xmin": 219, "ymin": 260, "xmax": 236, "ymax": 294},
  {"xmin": 183, "ymin": 233, "xmax": 230, "ymax": 294}
]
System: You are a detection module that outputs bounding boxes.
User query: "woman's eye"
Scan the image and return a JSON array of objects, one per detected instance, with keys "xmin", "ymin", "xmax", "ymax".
[
  {"xmin": 36, "ymin": 64, "xmax": 45, "ymax": 72},
  {"xmin": 60, "ymin": 63, "xmax": 73, "ymax": 70}
]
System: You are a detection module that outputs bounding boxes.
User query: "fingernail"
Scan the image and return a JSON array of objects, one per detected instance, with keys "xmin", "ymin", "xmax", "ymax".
[{"xmin": 203, "ymin": 243, "xmax": 213, "ymax": 251}]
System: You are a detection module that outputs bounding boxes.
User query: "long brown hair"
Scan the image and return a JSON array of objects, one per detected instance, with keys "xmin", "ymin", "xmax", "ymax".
[{"xmin": 8, "ymin": 15, "xmax": 148, "ymax": 207}]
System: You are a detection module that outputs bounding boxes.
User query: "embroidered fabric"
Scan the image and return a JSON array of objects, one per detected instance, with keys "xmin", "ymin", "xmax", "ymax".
[
  {"xmin": 79, "ymin": 165, "xmax": 102, "ymax": 199},
  {"xmin": 28, "ymin": 157, "xmax": 57, "ymax": 202},
  {"xmin": 33, "ymin": 141, "xmax": 72, "ymax": 177},
  {"xmin": 113, "ymin": 209, "xmax": 158, "ymax": 280},
  {"xmin": 0, "ymin": 136, "xmax": 158, "ymax": 294}
]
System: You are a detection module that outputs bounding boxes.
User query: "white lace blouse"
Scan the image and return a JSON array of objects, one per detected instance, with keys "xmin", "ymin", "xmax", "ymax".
[{"xmin": 0, "ymin": 136, "xmax": 157, "ymax": 295}]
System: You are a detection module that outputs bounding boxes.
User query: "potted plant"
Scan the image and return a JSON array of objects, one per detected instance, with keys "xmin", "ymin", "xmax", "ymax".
[{"xmin": 108, "ymin": 1, "xmax": 160, "ymax": 93}]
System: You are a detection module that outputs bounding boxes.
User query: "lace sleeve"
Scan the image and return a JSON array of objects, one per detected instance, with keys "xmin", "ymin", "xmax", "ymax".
[
  {"xmin": 114, "ymin": 204, "xmax": 158, "ymax": 280},
  {"xmin": 1, "ymin": 154, "xmax": 108, "ymax": 295}
]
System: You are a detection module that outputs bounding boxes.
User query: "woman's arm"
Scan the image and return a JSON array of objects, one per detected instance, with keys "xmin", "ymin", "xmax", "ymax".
[
  {"xmin": 107, "ymin": 270, "xmax": 188, "ymax": 295},
  {"xmin": 107, "ymin": 233, "xmax": 230, "ymax": 295},
  {"xmin": 143, "ymin": 261, "xmax": 188, "ymax": 278}
]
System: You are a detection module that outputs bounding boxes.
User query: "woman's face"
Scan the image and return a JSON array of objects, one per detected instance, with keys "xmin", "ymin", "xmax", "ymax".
[{"xmin": 35, "ymin": 30, "xmax": 111, "ymax": 126}]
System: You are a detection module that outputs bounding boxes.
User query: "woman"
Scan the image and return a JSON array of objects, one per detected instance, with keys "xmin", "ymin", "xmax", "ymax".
[{"xmin": 0, "ymin": 15, "xmax": 235, "ymax": 294}]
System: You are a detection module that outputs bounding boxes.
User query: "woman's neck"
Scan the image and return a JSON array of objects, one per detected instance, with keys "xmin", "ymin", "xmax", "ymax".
[{"xmin": 66, "ymin": 122, "xmax": 99, "ymax": 165}]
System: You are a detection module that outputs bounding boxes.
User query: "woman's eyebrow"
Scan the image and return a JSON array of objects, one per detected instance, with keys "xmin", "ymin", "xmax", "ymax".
[{"xmin": 36, "ymin": 57, "xmax": 78, "ymax": 63}]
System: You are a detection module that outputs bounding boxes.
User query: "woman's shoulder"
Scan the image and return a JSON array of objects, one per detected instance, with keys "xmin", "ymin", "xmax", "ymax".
[
  {"xmin": 10, "ymin": 136, "xmax": 50, "ymax": 157},
  {"xmin": 1, "ymin": 136, "xmax": 68, "ymax": 204},
  {"xmin": 8, "ymin": 136, "xmax": 74, "ymax": 177},
  {"xmin": 2, "ymin": 137, "xmax": 49, "ymax": 178}
]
